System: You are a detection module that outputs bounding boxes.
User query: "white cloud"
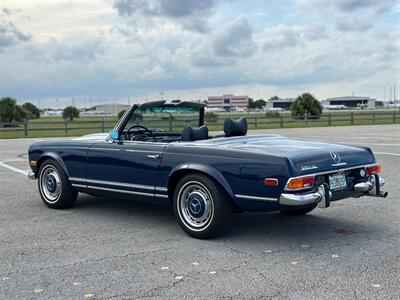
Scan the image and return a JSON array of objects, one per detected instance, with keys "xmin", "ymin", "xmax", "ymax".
[{"xmin": 0, "ymin": 0, "xmax": 399, "ymax": 105}]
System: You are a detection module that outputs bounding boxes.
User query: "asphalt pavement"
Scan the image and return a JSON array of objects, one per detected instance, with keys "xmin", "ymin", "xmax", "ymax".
[{"xmin": 0, "ymin": 124, "xmax": 399, "ymax": 299}]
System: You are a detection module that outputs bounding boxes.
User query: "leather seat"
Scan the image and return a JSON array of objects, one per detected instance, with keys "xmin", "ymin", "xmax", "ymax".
[
  {"xmin": 224, "ymin": 118, "xmax": 248, "ymax": 137},
  {"xmin": 181, "ymin": 125, "xmax": 209, "ymax": 141}
]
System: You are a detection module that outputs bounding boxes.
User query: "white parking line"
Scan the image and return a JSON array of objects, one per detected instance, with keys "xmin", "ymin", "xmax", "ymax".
[
  {"xmin": 374, "ymin": 152, "xmax": 400, "ymax": 157},
  {"xmin": 0, "ymin": 162, "xmax": 29, "ymax": 176}
]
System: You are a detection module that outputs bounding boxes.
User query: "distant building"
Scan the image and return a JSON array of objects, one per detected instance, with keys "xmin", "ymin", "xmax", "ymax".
[
  {"xmin": 93, "ymin": 104, "xmax": 130, "ymax": 115},
  {"xmin": 323, "ymin": 96, "xmax": 376, "ymax": 109},
  {"xmin": 265, "ymin": 98, "xmax": 296, "ymax": 110},
  {"xmin": 207, "ymin": 94, "xmax": 249, "ymax": 111}
]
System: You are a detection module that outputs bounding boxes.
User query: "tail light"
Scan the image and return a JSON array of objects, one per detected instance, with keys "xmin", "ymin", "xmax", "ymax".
[
  {"xmin": 286, "ymin": 175, "xmax": 315, "ymax": 190},
  {"xmin": 366, "ymin": 164, "xmax": 381, "ymax": 175}
]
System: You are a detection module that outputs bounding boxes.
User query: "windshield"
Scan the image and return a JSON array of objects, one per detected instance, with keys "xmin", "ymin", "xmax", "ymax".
[{"xmin": 123, "ymin": 106, "xmax": 201, "ymax": 133}]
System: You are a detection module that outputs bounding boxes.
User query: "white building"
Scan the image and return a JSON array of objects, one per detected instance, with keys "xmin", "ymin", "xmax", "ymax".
[
  {"xmin": 323, "ymin": 96, "xmax": 376, "ymax": 109},
  {"xmin": 265, "ymin": 98, "xmax": 296, "ymax": 110}
]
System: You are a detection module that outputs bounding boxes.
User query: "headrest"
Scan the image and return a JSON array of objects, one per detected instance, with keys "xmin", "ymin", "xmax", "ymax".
[
  {"xmin": 224, "ymin": 118, "xmax": 247, "ymax": 137},
  {"xmin": 181, "ymin": 125, "xmax": 209, "ymax": 141}
]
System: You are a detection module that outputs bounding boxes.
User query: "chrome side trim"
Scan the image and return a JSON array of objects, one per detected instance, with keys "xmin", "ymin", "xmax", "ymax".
[
  {"xmin": 85, "ymin": 178, "xmax": 154, "ymax": 190},
  {"xmin": 155, "ymin": 186, "xmax": 168, "ymax": 192},
  {"xmin": 125, "ymin": 149, "xmax": 162, "ymax": 153},
  {"xmin": 69, "ymin": 177, "xmax": 169, "ymax": 193},
  {"xmin": 87, "ymin": 185, "xmax": 154, "ymax": 197},
  {"xmin": 90, "ymin": 148, "xmax": 120, "ymax": 151},
  {"xmin": 69, "ymin": 177, "xmax": 86, "ymax": 182},
  {"xmin": 155, "ymin": 194, "xmax": 169, "ymax": 198},
  {"xmin": 235, "ymin": 194, "xmax": 277, "ymax": 202},
  {"xmin": 71, "ymin": 183, "xmax": 87, "ymax": 189}
]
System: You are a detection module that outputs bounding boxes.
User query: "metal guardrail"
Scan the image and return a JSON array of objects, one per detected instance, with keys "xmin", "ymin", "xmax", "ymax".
[{"xmin": 0, "ymin": 111, "xmax": 399, "ymax": 137}]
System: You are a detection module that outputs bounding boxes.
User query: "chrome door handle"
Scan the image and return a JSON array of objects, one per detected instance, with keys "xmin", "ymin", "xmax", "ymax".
[{"xmin": 146, "ymin": 154, "xmax": 160, "ymax": 159}]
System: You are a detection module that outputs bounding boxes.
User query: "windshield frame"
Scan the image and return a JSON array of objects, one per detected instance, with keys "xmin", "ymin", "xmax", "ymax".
[{"xmin": 112, "ymin": 101, "xmax": 205, "ymax": 138}]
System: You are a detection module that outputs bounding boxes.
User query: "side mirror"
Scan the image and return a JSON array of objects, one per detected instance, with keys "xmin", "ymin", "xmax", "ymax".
[{"xmin": 109, "ymin": 130, "xmax": 119, "ymax": 140}]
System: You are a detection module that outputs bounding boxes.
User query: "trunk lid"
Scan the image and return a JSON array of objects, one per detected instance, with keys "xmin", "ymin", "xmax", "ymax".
[{"xmin": 206, "ymin": 135, "xmax": 375, "ymax": 174}]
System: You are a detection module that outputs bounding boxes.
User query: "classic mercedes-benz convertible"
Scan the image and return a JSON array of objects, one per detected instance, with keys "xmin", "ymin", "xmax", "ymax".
[{"xmin": 28, "ymin": 101, "xmax": 388, "ymax": 238}]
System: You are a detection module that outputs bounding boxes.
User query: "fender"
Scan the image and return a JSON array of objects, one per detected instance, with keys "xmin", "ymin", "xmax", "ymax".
[
  {"xmin": 37, "ymin": 152, "xmax": 70, "ymax": 178},
  {"xmin": 168, "ymin": 163, "xmax": 234, "ymax": 199}
]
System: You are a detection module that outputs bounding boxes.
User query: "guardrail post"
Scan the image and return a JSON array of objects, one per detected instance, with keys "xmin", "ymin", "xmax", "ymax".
[
  {"xmin": 64, "ymin": 120, "xmax": 68, "ymax": 135},
  {"xmin": 24, "ymin": 120, "xmax": 28, "ymax": 136},
  {"xmin": 393, "ymin": 112, "xmax": 396, "ymax": 123},
  {"xmin": 350, "ymin": 112, "xmax": 354, "ymax": 125},
  {"xmin": 372, "ymin": 112, "xmax": 376, "ymax": 124},
  {"xmin": 328, "ymin": 113, "xmax": 332, "ymax": 126},
  {"xmin": 254, "ymin": 116, "xmax": 257, "ymax": 129},
  {"xmin": 280, "ymin": 115, "xmax": 284, "ymax": 127},
  {"xmin": 305, "ymin": 114, "xmax": 308, "ymax": 127},
  {"xmin": 101, "ymin": 118, "xmax": 105, "ymax": 133}
]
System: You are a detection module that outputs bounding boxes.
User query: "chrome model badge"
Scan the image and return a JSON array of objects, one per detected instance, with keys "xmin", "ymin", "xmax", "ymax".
[{"xmin": 330, "ymin": 152, "xmax": 341, "ymax": 163}]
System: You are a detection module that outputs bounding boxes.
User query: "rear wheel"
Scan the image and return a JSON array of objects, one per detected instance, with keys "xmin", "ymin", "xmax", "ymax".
[
  {"xmin": 173, "ymin": 173, "xmax": 232, "ymax": 239},
  {"xmin": 38, "ymin": 159, "xmax": 77, "ymax": 209},
  {"xmin": 280, "ymin": 204, "xmax": 317, "ymax": 216}
]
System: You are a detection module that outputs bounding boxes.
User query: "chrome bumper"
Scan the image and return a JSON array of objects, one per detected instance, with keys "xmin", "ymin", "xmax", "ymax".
[
  {"xmin": 354, "ymin": 175, "xmax": 387, "ymax": 198},
  {"xmin": 28, "ymin": 171, "xmax": 36, "ymax": 180},
  {"xmin": 279, "ymin": 175, "xmax": 387, "ymax": 207},
  {"xmin": 280, "ymin": 184, "xmax": 332, "ymax": 207}
]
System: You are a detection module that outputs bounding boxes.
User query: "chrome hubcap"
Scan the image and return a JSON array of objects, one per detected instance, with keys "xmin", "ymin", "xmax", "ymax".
[
  {"xmin": 40, "ymin": 166, "xmax": 61, "ymax": 203},
  {"xmin": 178, "ymin": 181, "xmax": 214, "ymax": 230}
]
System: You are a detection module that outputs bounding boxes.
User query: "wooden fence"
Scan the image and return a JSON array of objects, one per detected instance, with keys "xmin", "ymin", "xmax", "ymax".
[{"xmin": 0, "ymin": 111, "xmax": 399, "ymax": 137}]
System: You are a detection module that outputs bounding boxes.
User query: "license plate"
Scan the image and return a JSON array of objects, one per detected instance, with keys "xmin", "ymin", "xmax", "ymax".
[{"xmin": 329, "ymin": 174, "xmax": 347, "ymax": 190}]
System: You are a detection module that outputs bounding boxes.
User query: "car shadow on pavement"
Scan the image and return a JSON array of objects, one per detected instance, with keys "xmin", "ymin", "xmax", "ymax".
[{"xmin": 73, "ymin": 193, "xmax": 382, "ymax": 245}]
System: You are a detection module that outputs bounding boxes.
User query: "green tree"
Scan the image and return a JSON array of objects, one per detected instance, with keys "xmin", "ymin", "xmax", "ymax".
[
  {"xmin": 248, "ymin": 98, "xmax": 266, "ymax": 109},
  {"xmin": 22, "ymin": 102, "xmax": 40, "ymax": 118},
  {"xmin": 62, "ymin": 106, "xmax": 80, "ymax": 121},
  {"xmin": 0, "ymin": 97, "xmax": 17, "ymax": 122},
  {"xmin": 269, "ymin": 95, "xmax": 279, "ymax": 100},
  {"xmin": 0, "ymin": 97, "xmax": 29, "ymax": 123},
  {"xmin": 291, "ymin": 93, "xmax": 322, "ymax": 119}
]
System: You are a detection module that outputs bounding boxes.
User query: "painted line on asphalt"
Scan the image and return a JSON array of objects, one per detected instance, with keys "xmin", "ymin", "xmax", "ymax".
[
  {"xmin": 374, "ymin": 152, "xmax": 400, "ymax": 157},
  {"xmin": 0, "ymin": 162, "xmax": 29, "ymax": 176}
]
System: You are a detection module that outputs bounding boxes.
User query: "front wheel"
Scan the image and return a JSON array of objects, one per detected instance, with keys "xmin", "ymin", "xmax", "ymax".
[
  {"xmin": 173, "ymin": 174, "xmax": 232, "ymax": 239},
  {"xmin": 38, "ymin": 159, "xmax": 77, "ymax": 209}
]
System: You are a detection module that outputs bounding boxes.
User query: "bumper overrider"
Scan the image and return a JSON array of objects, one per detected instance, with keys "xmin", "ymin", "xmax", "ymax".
[{"xmin": 279, "ymin": 174, "xmax": 388, "ymax": 207}]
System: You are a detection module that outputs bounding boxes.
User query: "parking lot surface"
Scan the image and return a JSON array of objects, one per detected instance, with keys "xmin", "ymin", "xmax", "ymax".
[{"xmin": 1, "ymin": 124, "xmax": 399, "ymax": 299}]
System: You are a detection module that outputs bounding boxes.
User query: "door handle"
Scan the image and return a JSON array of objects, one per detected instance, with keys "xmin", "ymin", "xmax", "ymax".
[{"xmin": 146, "ymin": 154, "xmax": 160, "ymax": 159}]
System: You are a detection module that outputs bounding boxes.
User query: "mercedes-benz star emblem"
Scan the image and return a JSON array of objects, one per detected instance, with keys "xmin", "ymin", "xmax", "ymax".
[
  {"xmin": 190, "ymin": 199, "xmax": 201, "ymax": 214},
  {"xmin": 330, "ymin": 151, "xmax": 341, "ymax": 163}
]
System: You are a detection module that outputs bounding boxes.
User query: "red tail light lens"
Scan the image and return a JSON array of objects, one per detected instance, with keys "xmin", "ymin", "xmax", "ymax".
[
  {"xmin": 366, "ymin": 164, "xmax": 381, "ymax": 175},
  {"xmin": 286, "ymin": 176, "xmax": 315, "ymax": 190}
]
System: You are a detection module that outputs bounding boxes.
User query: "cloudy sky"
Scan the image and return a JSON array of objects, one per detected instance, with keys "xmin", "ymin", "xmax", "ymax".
[{"xmin": 0, "ymin": 0, "xmax": 399, "ymax": 107}]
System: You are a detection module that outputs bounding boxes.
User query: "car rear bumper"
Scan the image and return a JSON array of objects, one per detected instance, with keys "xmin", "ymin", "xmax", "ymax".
[{"xmin": 279, "ymin": 175, "xmax": 387, "ymax": 207}]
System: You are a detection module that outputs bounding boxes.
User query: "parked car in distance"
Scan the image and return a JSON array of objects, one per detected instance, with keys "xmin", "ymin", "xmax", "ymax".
[{"xmin": 28, "ymin": 101, "xmax": 388, "ymax": 238}]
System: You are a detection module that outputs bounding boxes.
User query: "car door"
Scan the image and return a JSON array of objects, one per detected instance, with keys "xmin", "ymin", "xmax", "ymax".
[{"xmin": 85, "ymin": 139, "xmax": 167, "ymax": 199}]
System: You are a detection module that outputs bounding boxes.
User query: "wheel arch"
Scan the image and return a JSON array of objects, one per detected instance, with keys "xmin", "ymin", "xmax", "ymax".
[
  {"xmin": 167, "ymin": 164, "xmax": 235, "ymax": 202},
  {"xmin": 37, "ymin": 152, "xmax": 70, "ymax": 178}
]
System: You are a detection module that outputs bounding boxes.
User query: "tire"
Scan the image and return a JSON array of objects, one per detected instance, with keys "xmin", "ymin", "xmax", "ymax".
[
  {"xmin": 38, "ymin": 159, "xmax": 77, "ymax": 209},
  {"xmin": 173, "ymin": 173, "xmax": 232, "ymax": 239},
  {"xmin": 280, "ymin": 204, "xmax": 317, "ymax": 216}
]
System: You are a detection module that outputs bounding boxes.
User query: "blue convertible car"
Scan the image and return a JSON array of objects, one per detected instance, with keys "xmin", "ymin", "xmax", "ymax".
[{"xmin": 28, "ymin": 101, "xmax": 388, "ymax": 238}]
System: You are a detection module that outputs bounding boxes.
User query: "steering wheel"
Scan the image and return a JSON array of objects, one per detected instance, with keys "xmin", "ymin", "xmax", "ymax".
[{"xmin": 126, "ymin": 125, "xmax": 155, "ymax": 141}]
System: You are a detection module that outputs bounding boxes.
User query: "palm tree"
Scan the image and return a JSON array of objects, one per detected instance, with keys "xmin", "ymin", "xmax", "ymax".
[
  {"xmin": 291, "ymin": 93, "xmax": 322, "ymax": 119},
  {"xmin": 62, "ymin": 106, "xmax": 80, "ymax": 121}
]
